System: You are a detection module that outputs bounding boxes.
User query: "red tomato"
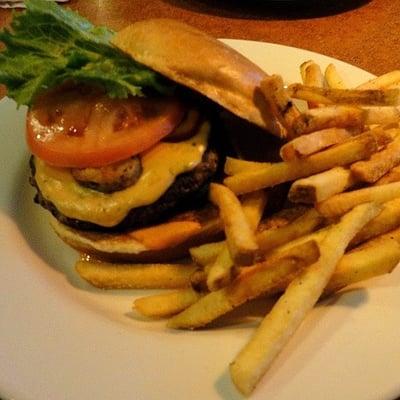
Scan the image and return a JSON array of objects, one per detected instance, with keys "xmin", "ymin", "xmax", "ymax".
[{"xmin": 26, "ymin": 87, "xmax": 185, "ymax": 168}]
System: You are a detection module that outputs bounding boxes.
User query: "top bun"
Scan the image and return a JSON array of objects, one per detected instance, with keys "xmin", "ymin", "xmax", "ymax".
[{"xmin": 112, "ymin": 19, "xmax": 283, "ymax": 137}]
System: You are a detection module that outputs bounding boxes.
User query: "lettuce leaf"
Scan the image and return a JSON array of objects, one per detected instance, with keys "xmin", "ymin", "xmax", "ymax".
[{"xmin": 0, "ymin": 0, "xmax": 173, "ymax": 106}]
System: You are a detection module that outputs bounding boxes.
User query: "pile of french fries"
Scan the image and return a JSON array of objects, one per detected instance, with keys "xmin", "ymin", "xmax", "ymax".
[{"xmin": 75, "ymin": 62, "xmax": 400, "ymax": 396}]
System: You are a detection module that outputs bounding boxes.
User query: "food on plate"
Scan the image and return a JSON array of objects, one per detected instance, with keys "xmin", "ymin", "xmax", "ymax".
[
  {"xmin": 3, "ymin": 1, "xmax": 400, "ymax": 397},
  {"xmin": 0, "ymin": 0, "xmax": 282, "ymax": 262}
]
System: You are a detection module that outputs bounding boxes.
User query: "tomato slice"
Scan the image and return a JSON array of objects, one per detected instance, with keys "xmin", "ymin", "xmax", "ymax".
[{"xmin": 26, "ymin": 87, "xmax": 185, "ymax": 168}]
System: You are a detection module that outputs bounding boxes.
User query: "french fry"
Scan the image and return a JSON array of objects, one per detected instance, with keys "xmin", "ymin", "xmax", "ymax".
[
  {"xmin": 224, "ymin": 157, "xmax": 267, "ymax": 176},
  {"xmin": 280, "ymin": 127, "xmax": 353, "ymax": 161},
  {"xmin": 75, "ymin": 257, "xmax": 197, "ymax": 289},
  {"xmin": 364, "ymin": 106, "xmax": 400, "ymax": 125},
  {"xmin": 357, "ymin": 70, "xmax": 400, "ymax": 89},
  {"xmin": 300, "ymin": 60, "xmax": 325, "ymax": 87},
  {"xmin": 375, "ymin": 164, "xmax": 400, "ymax": 185},
  {"xmin": 351, "ymin": 132, "xmax": 400, "ymax": 183},
  {"xmin": 229, "ymin": 202, "xmax": 380, "ymax": 396},
  {"xmin": 168, "ymin": 239, "xmax": 320, "ymax": 329},
  {"xmin": 189, "ymin": 241, "xmax": 225, "ymax": 267},
  {"xmin": 206, "ymin": 190, "xmax": 268, "ymax": 291},
  {"xmin": 260, "ymin": 75, "xmax": 301, "ymax": 136},
  {"xmin": 351, "ymin": 197, "xmax": 400, "ymax": 245},
  {"xmin": 300, "ymin": 60, "xmax": 325, "ymax": 108},
  {"xmin": 257, "ymin": 208, "xmax": 324, "ymax": 254},
  {"xmin": 325, "ymin": 63, "xmax": 347, "ymax": 89},
  {"xmin": 241, "ymin": 190, "xmax": 269, "ymax": 231},
  {"xmin": 209, "ymin": 183, "xmax": 259, "ymax": 266},
  {"xmin": 289, "ymin": 167, "xmax": 356, "ymax": 204},
  {"xmin": 224, "ymin": 131, "xmax": 378, "ymax": 194},
  {"xmin": 134, "ymin": 288, "xmax": 203, "ymax": 318},
  {"xmin": 288, "ymin": 84, "xmax": 400, "ymax": 106},
  {"xmin": 317, "ymin": 181, "xmax": 400, "ymax": 217},
  {"xmin": 206, "ymin": 245, "xmax": 235, "ymax": 291},
  {"xmin": 291, "ymin": 105, "xmax": 365, "ymax": 136},
  {"xmin": 326, "ymin": 231, "xmax": 400, "ymax": 295}
]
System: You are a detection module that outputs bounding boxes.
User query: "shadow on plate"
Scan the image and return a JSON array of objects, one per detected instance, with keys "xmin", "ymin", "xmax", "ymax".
[{"xmin": 162, "ymin": 0, "xmax": 371, "ymax": 20}]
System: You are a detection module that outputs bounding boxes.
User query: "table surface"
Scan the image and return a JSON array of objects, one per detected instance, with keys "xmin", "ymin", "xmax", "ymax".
[{"xmin": 0, "ymin": 0, "xmax": 399, "ymax": 89}]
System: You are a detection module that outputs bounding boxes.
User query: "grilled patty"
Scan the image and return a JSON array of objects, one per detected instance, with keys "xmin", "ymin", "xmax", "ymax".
[{"xmin": 30, "ymin": 148, "xmax": 219, "ymax": 232}]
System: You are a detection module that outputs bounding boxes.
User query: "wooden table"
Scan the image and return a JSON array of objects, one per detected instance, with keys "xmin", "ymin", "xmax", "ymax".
[{"xmin": 2, "ymin": 0, "xmax": 400, "ymax": 71}]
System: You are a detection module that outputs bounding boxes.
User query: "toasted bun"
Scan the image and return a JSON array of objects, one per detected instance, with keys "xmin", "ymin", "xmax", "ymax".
[
  {"xmin": 112, "ymin": 19, "xmax": 283, "ymax": 137},
  {"xmin": 50, "ymin": 208, "xmax": 223, "ymax": 262}
]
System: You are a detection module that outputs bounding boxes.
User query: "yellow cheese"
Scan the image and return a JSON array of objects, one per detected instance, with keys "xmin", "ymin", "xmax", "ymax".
[{"xmin": 34, "ymin": 121, "xmax": 210, "ymax": 227}]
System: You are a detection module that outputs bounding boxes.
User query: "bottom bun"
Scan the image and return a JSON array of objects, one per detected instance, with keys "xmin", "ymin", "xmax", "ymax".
[{"xmin": 50, "ymin": 207, "xmax": 223, "ymax": 263}]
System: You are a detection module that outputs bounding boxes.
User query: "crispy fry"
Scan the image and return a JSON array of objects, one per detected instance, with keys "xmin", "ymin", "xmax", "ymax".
[
  {"xmin": 351, "ymin": 132, "xmax": 400, "ymax": 183},
  {"xmin": 300, "ymin": 60, "xmax": 325, "ymax": 87},
  {"xmin": 206, "ymin": 245, "xmax": 235, "ymax": 291},
  {"xmin": 291, "ymin": 105, "xmax": 364, "ymax": 136},
  {"xmin": 364, "ymin": 106, "xmax": 400, "ymax": 125},
  {"xmin": 241, "ymin": 190, "xmax": 269, "ymax": 231},
  {"xmin": 375, "ymin": 164, "xmax": 400, "ymax": 185},
  {"xmin": 209, "ymin": 183, "xmax": 259, "ymax": 266},
  {"xmin": 257, "ymin": 208, "xmax": 324, "ymax": 254},
  {"xmin": 224, "ymin": 131, "xmax": 378, "ymax": 194},
  {"xmin": 288, "ymin": 84, "xmax": 400, "ymax": 106},
  {"xmin": 326, "ymin": 231, "xmax": 400, "ymax": 295},
  {"xmin": 134, "ymin": 288, "xmax": 203, "ymax": 318},
  {"xmin": 351, "ymin": 197, "xmax": 400, "ymax": 245},
  {"xmin": 189, "ymin": 241, "xmax": 226, "ymax": 267},
  {"xmin": 325, "ymin": 63, "xmax": 347, "ymax": 89},
  {"xmin": 229, "ymin": 202, "xmax": 380, "ymax": 396},
  {"xmin": 300, "ymin": 60, "xmax": 325, "ymax": 108},
  {"xmin": 317, "ymin": 181, "xmax": 400, "ymax": 217},
  {"xmin": 75, "ymin": 257, "xmax": 197, "ymax": 289},
  {"xmin": 280, "ymin": 128, "xmax": 352, "ymax": 161},
  {"xmin": 224, "ymin": 157, "xmax": 267, "ymax": 176},
  {"xmin": 357, "ymin": 70, "xmax": 400, "ymax": 89},
  {"xmin": 289, "ymin": 167, "xmax": 356, "ymax": 204},
  {"xmin": 260, "ymin": 75, "xmax": 301, "ymax": 136},
  {"xmin": 168, "ymin": 240, "xmax": 320, "ymax": 329}
]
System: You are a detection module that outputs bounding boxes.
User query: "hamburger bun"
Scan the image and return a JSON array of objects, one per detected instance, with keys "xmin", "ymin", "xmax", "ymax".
[{"xmin": 112, "ymin": 19, "xmax": 283, "ymax": 137}]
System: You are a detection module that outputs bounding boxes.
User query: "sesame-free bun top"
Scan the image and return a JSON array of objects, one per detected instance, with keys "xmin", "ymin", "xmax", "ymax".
[{"xmin": 112, "ymin": 18, "xmax": 282, "ymax": 137}]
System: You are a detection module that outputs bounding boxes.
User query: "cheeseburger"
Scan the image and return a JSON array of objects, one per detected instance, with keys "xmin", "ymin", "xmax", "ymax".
[{"xmin": 0, "ymin": 0, "xmax": 280, "ymax": 261}]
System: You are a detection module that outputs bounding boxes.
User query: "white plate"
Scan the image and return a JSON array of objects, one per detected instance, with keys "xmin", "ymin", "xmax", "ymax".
[{"xmin": 1, "ymin": 40, "xmax": 400, "ymax": 400}]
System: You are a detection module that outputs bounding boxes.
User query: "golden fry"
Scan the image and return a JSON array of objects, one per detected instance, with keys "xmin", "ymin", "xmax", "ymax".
[
  {"xmin": 351, "ymin": 132, "xmax": 400, "ymax": 183},
  {"xmin": 364, "ymin": 106, "xmax": 400, "ymax": 125},
  {"xmin": 229, "ymin": 203, "xmax": 380, "ymax": 396},
  {"xmin": 75, "ymin": 257, "xmax": 197, "ymax": 289},
  {"xmin": 375, "ymin": 165, "xmax": 400, "ymax": 185},
  {"xmin": 292, "ymin": 105, "xmax": 364, "ymax": 136},
  {"xmin": 357, "ymin": 70, "xmax": 400, "ymax": 89},
  {"xmin": 325, "ymin": 63, "xmax": 347, "ymax": 89},
  {"xmin": 289, "ymin": 167, "xmax": 356, "ymax": 204},
  {"xmin": 224, "ymin": 157, "xmax": 267, "ymax": 176},
  {"xmin": 326, "ymin": 231, "xmax": 400, "ymax": 295},
  {"xmin": 134, "ymin": 288, "xmax": 203, "ymax": 318},
  {"xmin": 224, "ymin": 131, "xmax": 378, "ymax": 194},
  {"xmin": 168, "ymin": 239, "xmax": 320, "ymax": 329},
  {"xmin": 280, "ymin": 127, "xmax": 352, "ymax": 161},
  {"xmin": 257, "ymin": 208, "xmax": 324, "ymax": 254},
  {"xmin": 351, "ymin": 197, "xmax": 400, "ymax": 245},
  {"xmin": 317, "ymin": 181, "xmax": 400, "ymax": 217},
  {"xmin": 209, "ymin": 183, "xmax": 258, "ymax": 266},
  {"xmin": 288, "ymin": 84, "xmax": 400, "ymax": 106}
]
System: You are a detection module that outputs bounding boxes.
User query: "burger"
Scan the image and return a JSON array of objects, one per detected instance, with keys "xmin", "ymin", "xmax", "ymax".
[{"xmin": 0, "ymin": 0, "xmax": 281, "ymax": 262}]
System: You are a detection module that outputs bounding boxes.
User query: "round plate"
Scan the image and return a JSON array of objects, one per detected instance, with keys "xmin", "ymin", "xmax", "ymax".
[{"xmin": 1, "ymin": 40, "xmax": 400, "ymax": 400}]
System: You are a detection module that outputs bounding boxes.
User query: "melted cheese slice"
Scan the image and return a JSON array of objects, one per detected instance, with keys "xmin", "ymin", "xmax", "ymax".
[{"xmin": 34, "ymin": 121, "xmax": 210, "ymax": 227}]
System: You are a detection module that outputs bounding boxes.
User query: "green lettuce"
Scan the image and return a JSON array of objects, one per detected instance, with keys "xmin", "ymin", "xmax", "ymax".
[{"xmin": 0, "ymin": 0, "xmax": 173, "ymax": 106}]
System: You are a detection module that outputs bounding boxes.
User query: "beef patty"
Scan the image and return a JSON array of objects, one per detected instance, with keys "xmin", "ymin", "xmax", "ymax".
[{"xmin": 30, "ymin": 147, "xmax": 219, "ymax": 232}]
